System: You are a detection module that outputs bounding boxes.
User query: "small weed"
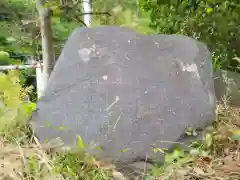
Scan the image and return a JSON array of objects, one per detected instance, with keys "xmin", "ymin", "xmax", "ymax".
[{"xmin": 53, "ymin": 151, "xmax": 112, "ymax": 180}]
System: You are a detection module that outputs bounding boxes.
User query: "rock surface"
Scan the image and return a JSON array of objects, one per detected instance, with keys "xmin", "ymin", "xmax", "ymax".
[{"xmin": 30, "ymin": 26, "xmax": 216, "ymax": 163}]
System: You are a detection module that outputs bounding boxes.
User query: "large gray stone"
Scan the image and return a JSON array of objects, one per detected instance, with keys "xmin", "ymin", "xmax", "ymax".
[{"xmin": 30, "ymin": 26, "xmax": 216, "ymax": 163}]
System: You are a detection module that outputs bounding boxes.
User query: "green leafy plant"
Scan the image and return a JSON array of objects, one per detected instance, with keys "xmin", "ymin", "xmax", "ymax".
[
  {"xmin": 53, "ymin": 136, "xmax": 112, "ymax": 180},
  {"xmin": 0, "ymin": 50, "xmax": 11, "ymax": 65},
  {"xmin": 0, "ymin": 70, "xmax": 36, "ymax": 140},
  {"xmin": 140, "ymin": 0, "xmax": 240, "ymax": 72}
]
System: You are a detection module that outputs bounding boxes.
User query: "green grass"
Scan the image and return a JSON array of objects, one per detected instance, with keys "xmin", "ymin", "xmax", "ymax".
[{"xmin": 0, "ymin": 71, "xmax": 240, "ymax": 180}]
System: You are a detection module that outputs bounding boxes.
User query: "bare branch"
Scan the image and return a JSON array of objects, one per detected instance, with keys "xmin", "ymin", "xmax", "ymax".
[
  {"xmin": 80, "ymin": 12, "xmax": 111, "ymax": 16},
  {"xmin": 73, "ymin": 15, "xmax": 87, "ymax": 26}
]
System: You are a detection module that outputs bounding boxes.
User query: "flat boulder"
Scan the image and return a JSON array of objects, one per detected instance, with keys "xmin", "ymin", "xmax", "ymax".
[{"xmin": 30, "ymin": 26, "xmax": 216, "ymax": 163}]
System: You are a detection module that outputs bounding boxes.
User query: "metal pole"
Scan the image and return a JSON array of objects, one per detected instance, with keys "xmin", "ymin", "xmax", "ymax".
[
  {"xmin": 0, "ymin": 64, "xmax": 42, "ymax": 70},
  {"xmin": 83, "ymin": 0, "xmax": 91, "ymax": 26}
]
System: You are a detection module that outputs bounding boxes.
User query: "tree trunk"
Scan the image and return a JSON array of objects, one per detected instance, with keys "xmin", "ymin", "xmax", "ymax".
[{"xmin": 36, "ymin": 0, "xmax": 55, "ymax": 95}]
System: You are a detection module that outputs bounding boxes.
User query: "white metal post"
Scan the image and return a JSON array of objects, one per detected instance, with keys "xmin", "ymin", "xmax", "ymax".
[
  {"xmin": 35, "ymin": 62, "xmax": 45, "ymax": 99},
  {"xmin": 83, "ymin": 0, "xmax": 91, "ymax": 26}
]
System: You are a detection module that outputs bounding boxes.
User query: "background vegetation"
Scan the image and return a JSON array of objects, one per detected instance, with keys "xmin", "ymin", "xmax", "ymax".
[
  {"xmin": 1, "ymin": 0, "xmax": 240, "ymax": 98},
  {"xmin": 1, "ymin": 0, "xmax": 240, "ymax": 71}
]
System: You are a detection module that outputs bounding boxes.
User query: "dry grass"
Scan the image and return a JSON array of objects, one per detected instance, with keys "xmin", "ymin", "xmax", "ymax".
[
  {"xmin": 0, "ymin": 136, "xmax": 115, "ymax": 179},
  {"xmin": 0, "ymin": 103, "xmax": 239, "ymax": 180},
  {"xmin": 151, "ymin": 103, "xmax": 240, "ymax": 180}
]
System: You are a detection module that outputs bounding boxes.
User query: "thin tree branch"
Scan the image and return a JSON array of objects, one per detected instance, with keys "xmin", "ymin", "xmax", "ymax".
[
  {"xmin": 73, "ymin": 15, "xmax": 87, "ymax": 26},
  {"xmin": 79, "ymin": 12, "xmax": 111, "ymax": 16}
]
